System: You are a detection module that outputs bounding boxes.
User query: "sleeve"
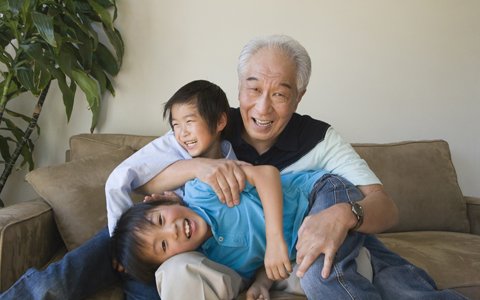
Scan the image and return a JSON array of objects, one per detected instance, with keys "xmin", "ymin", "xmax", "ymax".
[
  {"xmin": 106, "ymin": 131, "xmax": 191, "ymax": 235},
  {"xmin": 281, "ymin": 127, "xmax": 381, "ymax": 186}
]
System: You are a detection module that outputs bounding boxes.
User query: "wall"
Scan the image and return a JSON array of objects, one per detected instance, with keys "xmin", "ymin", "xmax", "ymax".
[{"xmin": 3, "ymin": 0, "xmax": 479, "ymax": 205}]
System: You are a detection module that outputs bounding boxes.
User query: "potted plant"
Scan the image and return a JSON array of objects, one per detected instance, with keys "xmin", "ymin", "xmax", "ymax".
[{"xmin": 0, "ymin": 0, "xmax": 124, "ymax": 206}]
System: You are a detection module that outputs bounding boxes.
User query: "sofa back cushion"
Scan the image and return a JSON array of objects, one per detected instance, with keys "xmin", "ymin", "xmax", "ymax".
[
  {"xmin": 66, "ymin": 135, "xmax": 469, "ymax": 236},
  {"xmin": 353, "ymin": 140, "xmax": 469, "ymax": 233},
  {"xmin": 26, "ymin": 147, "xmax": 135, "ymax": 250},
  {"xmin": 69, "ymin": 133, "xmax": 156, "ymax": 161}
]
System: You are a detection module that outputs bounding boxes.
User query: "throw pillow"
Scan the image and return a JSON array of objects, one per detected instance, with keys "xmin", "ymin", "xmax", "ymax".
[{"xmin": 26, "ymin": 147, "xmax": 135, "ymax": 250}]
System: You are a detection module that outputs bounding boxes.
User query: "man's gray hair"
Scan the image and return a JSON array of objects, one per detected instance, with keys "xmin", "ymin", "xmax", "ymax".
[{"xmin": 237, "ymin": 35, "xmax": 312, "ymax": 93}]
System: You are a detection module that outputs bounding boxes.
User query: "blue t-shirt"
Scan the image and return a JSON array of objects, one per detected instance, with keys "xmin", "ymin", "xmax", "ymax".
[{"xmin": 184, "ymin": 170, "xmax": 327, "ymax": 279}]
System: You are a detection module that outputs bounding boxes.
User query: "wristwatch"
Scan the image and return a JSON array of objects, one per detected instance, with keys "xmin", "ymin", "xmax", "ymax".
[{"xmin": 349, "ymin": 201, "xmax": 364, "ymax": 231}]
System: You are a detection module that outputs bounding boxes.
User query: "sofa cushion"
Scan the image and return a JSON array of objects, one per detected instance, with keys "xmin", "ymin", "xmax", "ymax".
[
  {"xmin": 353, "ymin": 140, "xmax": 469, "ymax": 233},
  {"xmin": 25, "ymin": 147, "xmax": 135, "ymax": 251},
  {"xmin": 69, "ymin": 133, "xmax": 156, "ymax": 160},
  {"xmin": 378, "ymin": 231, "xmax": 480, "ymax": 293}
]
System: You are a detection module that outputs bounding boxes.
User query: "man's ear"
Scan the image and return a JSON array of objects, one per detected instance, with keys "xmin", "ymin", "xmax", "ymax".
[
  {"xmin": 216, "ymin": 112, "xmax": 228, "ymax": 132},
  {"xmin": 297, "ymin": 89, "xmax": 306, "ymax": 105}
]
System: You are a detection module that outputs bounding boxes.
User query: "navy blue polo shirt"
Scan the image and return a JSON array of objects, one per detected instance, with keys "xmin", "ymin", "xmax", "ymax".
[{"xmin": 224, "ymin": 108, "xmax": 330, "ymax": 171}]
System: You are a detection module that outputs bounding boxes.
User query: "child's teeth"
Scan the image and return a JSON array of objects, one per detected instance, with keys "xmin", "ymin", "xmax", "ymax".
[{"xmin": 184, "ymin": 219, "xmax": 191, "ymax": 238}]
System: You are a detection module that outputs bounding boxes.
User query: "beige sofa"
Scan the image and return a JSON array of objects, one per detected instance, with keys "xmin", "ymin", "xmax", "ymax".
[{"xmin": 1, "ymin": 133, "xmax": 479, "ymax": 299}]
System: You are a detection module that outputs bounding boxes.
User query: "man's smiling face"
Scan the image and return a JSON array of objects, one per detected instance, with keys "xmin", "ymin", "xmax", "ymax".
[{"xmin": 238, "ymin": 47, "xmax": 303, "ymax": 154}]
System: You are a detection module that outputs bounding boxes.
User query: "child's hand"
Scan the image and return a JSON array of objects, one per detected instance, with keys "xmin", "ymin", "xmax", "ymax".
[
  {"xmin": 143, "ymin": 191, "xmax": 181, "ymax": 202},
  {"xmin": 246, "ymin": 281, "xmax": 270, "ymax": 300},
  {"xmin": 246, "ymin": 269, "xmax": 272, "ymax": 300},
  {"xmin": 264, "ymin": 236, "xmax": 292, "ymax": 280}
]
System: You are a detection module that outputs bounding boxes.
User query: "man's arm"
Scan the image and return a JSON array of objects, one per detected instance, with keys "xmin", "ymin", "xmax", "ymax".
[
  {"xmin": 287, "ymin": 127, "xmax": 398, "ymax": 278},
  {"xmin": 242, "ymin": 165, "xmax": 292, "ymax": 280},
  {"xmin": 295, "ymin": 183, "xmax": 397, "ymax": 279}
]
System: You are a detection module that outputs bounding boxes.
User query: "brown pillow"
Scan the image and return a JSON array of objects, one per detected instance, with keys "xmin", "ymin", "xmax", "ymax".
[
  {"xmin": 26, "ymin": 147, "xmax": 134, "ymax": 250},
  {"xmin": 353, "ymin": 140, "xmax": 468, "ymax": 233}
]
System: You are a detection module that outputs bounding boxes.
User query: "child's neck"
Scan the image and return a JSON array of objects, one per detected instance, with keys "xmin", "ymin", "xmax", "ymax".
[{"xmin": 201, "ymin": 140, "xmax": 224, "ymax": 159}]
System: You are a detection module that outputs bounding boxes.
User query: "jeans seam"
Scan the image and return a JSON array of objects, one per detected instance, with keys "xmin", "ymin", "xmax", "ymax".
[
  {"xmin": 406, "ymin": 264, "xmax": 431, "ymax": 287},
  {"xmin": 333, "ymin": 264, "xmax": 355, "ymax": 299},
  {"xmin": 325, "ymin": 175, "xmax": 351, "ymax": 205}
]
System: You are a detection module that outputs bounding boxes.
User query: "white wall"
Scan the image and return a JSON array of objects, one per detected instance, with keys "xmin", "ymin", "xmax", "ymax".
[{"xmin": 3, "ymin": 0, "xmax": 479, "ymax": 205}]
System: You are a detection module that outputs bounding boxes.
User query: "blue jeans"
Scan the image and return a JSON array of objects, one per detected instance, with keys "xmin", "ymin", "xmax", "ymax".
[
  {"xmin": 0, "ymin": 228, "xmax": 159, "ymax": 300},
  {"xmin": 299, "ymin": 174, "xmax": 466, "ymax": 300}
]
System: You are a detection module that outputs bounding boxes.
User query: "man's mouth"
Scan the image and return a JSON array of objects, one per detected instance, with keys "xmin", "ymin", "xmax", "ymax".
[
  {"xmin": 184, "ymin": 219, "xmax": 192, "ymax": 239},
  {"xmin": 253, "ymin": 118, "xmax": 273, "ymax": 127}
]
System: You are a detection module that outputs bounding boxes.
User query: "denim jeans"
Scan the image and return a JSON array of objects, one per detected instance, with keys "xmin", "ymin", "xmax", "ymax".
[
  {"xmin": 299, "ymin": 174, "xmax": 466, "ymax": 300},
  {"xmin": 0, "ymin": 228, "xmax": 159, "ymax": 300}
]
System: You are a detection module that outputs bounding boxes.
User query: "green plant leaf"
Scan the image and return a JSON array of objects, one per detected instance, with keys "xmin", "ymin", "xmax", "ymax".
[
  {"xmin": 0, "ymin": 135, "xmax": 12, "ymax": 163},
  {"xmin": 34, "ymin": 63, "xmax": 51, "ymax": 92},
  {"xmin": 95, "ymin": 43, "xmax": 118, "ymax": 75},
  {"xmin": 56, "ymin": 43, "xmax": 78, "ymax": 77},
  {"xmin": 64, "ymin": 10, "xmax": 99, "ymax": 49},
  {"xmin": 3, "ymin": 118, "xmax": 24, "ymax": 146},
  {"xmin": 88, "ymin": 0, "xmax": 113, "ymax": 30},
  {"xmin": 19, "ymin": 142, "xmax": 34, "ymax": 170},
  {"xmin": 70, "ymin": 68, "xmax": 100, "ymax": 131},
  {"xmin": 20, "ymin": 42, "xmax": 55, "ymax": 72},
  {"xmin": 105, "ymin": 75, "xmax": 114, "ymax": 96},
  {"xmin": 0, "ymin": 48, "xmax": 14, "ymax": 65},
  {"xmin": 0, "ymin": 0, "xmax": 9, "ymax": 12},
  {"xmin": 91, "ymin": 64, "xmax": 106, "ymax": 95},
  {"xmin": 6, "ymin": 0, "xmax": 22, "ymax": 16},
  {"xmin": 51, "ymin": 68, "xmax": 75, "ymax": 121},
  {"xmin": 15, "ymin": 66, "xmax": 37, "ymax": 94},
  {"xmin": 104, "ymin": 25, "xmax": 123, "ymax": 67},
  {"xmin": 31, "ymin": 12, "xmax": 57, "ymax": 47},
  {"xmin": 75, "ymin": 30, "xmax": 93, "ymax": 71}
]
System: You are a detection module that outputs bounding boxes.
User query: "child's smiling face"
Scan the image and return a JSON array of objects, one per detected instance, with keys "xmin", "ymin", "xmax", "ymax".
[
  {"xmin": 137, "ymin": 204, "xmax": 211, "ymax": 265},
  {"xmin": 171, "ymin": 102, "xmax": 226, "ymax": 159}
]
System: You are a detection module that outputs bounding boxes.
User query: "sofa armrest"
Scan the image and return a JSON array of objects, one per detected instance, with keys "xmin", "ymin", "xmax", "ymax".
[
  {"xmin": 0, "ymin": 198, "xmax": 63, "ymax": 292},
  {"xmin": 466, "ymin": 196, "xmax": 480, "ymax": 235}
]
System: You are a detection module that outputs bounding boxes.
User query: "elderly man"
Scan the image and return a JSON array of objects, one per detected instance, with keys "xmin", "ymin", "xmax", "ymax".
[{"xmin": 1, "ymin": 35, "xmax": 464, "ymax": 300}]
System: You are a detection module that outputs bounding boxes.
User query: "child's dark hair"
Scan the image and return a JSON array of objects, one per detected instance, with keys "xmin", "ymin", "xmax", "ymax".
[
  {"xmin": 111, "ymin": 199, "xmax": 185, "ymax": 283},
  {"xmin": 163, "ymin": 80, "xmax": 230, "ymax": 134}
]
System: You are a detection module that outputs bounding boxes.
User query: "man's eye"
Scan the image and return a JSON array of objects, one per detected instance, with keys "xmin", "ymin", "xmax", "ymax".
[
  {"xmin": 162, "ymin": 241, "xmax": 167, "ymax": 252},
  {"xmin": 159, "ymin": 215, "xmax": 163, "ymax": 225}
]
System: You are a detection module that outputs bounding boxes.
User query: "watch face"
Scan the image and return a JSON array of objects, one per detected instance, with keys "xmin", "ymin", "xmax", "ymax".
[{"xmin": 352, "ymin": 203, "xmax": 364, "ymax": 217}]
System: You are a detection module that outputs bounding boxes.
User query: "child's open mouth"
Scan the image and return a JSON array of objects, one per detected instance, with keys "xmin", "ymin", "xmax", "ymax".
[
  {"xmin": 184, "ymin": 218, "xmax": 192, "ymax": 239},
  {"xmin": 184, "ymin": 140, "xmax": 197, "ymax": 149}
]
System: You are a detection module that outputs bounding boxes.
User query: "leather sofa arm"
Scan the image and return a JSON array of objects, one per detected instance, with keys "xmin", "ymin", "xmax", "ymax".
[
  {"xmin": 466, "ymin": 196, "xmax": 480, "ymax": 235},
  {"xmin": 0, "ymin": 198, "xmax": 63, "ymax": 292}
]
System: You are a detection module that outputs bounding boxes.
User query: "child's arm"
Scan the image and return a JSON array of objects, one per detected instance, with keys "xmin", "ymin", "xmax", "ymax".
[
  {"xmin": 242, "ymin": 165, "xmax": 292, "ymax": 280},
  {"xmin": 246, "ymin": 267, "xmax": 273, "ymax": 300}
]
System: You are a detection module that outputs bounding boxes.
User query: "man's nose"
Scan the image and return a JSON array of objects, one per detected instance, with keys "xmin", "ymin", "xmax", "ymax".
[{"xmin": 255, "ymin": 92, "xmax": 273, "ymax": 114}]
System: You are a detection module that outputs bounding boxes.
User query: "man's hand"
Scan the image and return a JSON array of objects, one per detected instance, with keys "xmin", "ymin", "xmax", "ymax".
[
  {"xmin": 264, "ymin": 236, "xmax": 292, "ymax": 280},
  {"xmin": 143, "ymin": 191, "xmax": 181, "ymax": 202},
  {"xmin": 295, "ymin": 203, "xmax": 352, "ymax": 279},
  {"xmin": 195, "ymin": 158, "xmax": 249, "ymax": 207}
]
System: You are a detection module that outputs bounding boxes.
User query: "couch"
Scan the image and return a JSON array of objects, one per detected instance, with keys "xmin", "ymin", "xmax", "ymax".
[{"xmin": 0, "ymin": 133, "xmax": 479, "ymax": 299}]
